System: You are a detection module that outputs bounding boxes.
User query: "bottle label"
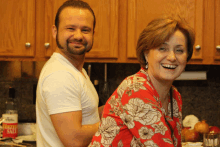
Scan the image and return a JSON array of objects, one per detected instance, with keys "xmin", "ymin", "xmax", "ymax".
[{"xmin": 2, "ymin": 114, "xmax": 18, "ymax": 138}]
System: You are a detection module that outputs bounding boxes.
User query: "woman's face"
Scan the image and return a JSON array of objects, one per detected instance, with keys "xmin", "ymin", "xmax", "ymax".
[{"xmin": 145, "ymin": 30, "xmax": 188, "ymax": 82}]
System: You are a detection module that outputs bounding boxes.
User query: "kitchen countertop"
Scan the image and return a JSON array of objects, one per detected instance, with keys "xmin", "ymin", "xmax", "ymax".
[
  {"xmin": 23, "ymin": 141, "xmax": 36, "ymax": 147},
  {"xmin": 182, "ymin": 142, "xmax": 203, "ymax": 147},
  {"xmin": 0, "ymin": 141, "xmax": 36, "ymax": 147}
]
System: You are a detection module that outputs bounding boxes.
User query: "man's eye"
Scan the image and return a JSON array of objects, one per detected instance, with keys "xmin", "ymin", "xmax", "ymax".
[
  {"xmin": 176, "ymin": 49, "xmax": 184, "ymax": 53},
  {"xmin": 82, "ymin": 29, "xmax": 90, "ymax": 33}
]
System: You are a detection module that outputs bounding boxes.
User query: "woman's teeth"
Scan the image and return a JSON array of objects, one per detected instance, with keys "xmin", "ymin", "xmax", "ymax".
[{"xmin": 162, "ymin": 64, "xmax": 177, "ymax": 69}]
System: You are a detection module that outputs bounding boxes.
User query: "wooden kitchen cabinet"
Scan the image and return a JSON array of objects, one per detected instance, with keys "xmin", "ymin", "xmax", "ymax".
[
  {"xmin": 127, "ymin": 0, "xmax": 204, "ymax": 61},
  {"xmin": 0, "ymin": 0, "xmax": 119, "ymax": 61},
  {"xmin": 214, "ymin": 0, "xmax": 220, "ymax": 60},
  {"xmin": 0, "ymin": 0, "xmax": 35, "ymax": 58},
  {"xmin": 1, "ymin": 0, "xmax": 220, "ymax": 65},
  {"xmin": 42, "ymin": 0, "xmax": 119, "ymax": 60}
]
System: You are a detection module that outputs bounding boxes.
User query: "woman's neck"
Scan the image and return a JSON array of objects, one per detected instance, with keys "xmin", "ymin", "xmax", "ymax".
[{"xmin": 147, "ymin": 71, "xmax": 173, "ymax": 101}]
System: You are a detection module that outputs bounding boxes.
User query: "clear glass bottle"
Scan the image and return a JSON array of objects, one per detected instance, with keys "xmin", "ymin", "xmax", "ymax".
[
  {"xmin": 2, "ymin": 87, "xmax": 18, "ymax": 138},
  {"xmin": 5, "ymin": 87, "xmax": 17, "ymax": 114}
]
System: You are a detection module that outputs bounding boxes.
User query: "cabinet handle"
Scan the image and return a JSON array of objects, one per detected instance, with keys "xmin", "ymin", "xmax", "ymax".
[
  {"xmin": 195, "ymin": 45, "xmax": 201, "ymax": 50},
  {"xmin": 44, "ymin": 43, "xmax": 50, "ymax": 48},
  {"xmin": 216, "ymin": 45, "xmax": 220, "ymax": 50},
  {"xmin": 25, "ymin": 42, "xmax": 31, "ymax": 48}
]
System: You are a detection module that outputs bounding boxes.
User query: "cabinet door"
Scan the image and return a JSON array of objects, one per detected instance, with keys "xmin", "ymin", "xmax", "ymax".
[
  {"xmin": 127, "ymin": 0, "xmax": 204, "ymax": 60},
  {"xmin": 44, "ymin": 0, "xmax": 119, "ymax": 59},
  {"xmin": 214, "ymin": 0, "xmax": 220, "ymax": 60},
  {"xmin": 0, "ymin": 0, "xmax": 35, "ymax": 57}
]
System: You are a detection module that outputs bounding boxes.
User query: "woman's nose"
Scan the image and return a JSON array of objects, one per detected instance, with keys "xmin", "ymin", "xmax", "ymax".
[{"xmin": 167, "ymin": 51, "xmax": 176, "ymax": 61}]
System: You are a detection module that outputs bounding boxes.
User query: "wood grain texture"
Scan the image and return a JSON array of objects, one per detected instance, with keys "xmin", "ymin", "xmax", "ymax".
[
  {"xmin": 1, "ymin": 0, "xmax": 220, "ymax": 65},
  {"xmin": 0, "ymin": 0, "xmax": 35, "ymax": 57},
  {"xmin": 127, "ymin": 0, "xmax": 203, "ymax": 60},
  {"xmin": 44, "ymin": 0, "xmax": 55, "ymax": 57},
  {"xmin": 214, "ymin": 0, "xmax": 220, "ymax": 60},
  {"xmin": 84, "ymin": 0, "xmax": 119, "ymax": 58}
]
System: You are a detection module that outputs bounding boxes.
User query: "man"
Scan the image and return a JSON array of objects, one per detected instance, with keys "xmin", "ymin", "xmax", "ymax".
[{"xmin": 36, "ymin": 0, "xmax": 104, "ymax": 146}]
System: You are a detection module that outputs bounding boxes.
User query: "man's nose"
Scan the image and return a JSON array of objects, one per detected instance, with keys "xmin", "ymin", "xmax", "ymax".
[
  {"xmin": 167, "ymin": 51, "xmax": 176, "ymax": 61},
  {"xmin": 74, "ymin": 30, "xmax": 83, "ymax": 40}
]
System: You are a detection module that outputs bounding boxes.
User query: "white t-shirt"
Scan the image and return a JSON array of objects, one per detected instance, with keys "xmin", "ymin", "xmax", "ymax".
[{"xmin": 36, "ymin": 53, "xmax": 100, "ymax": 147}]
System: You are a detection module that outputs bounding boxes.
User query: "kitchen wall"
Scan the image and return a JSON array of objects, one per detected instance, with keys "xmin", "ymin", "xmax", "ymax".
[{"xmin": 0, "ymin": 61, "xmax": 219, "ymax": 127}]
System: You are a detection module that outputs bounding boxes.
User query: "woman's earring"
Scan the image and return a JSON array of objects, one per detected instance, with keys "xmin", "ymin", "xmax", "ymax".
[
  {"xmin": 145, "ymin": 62, "xmax": 148, "ymax": 69},
  {"xmin": 144, "ymin": 53, "xmax": 148, "ymax": 69}
]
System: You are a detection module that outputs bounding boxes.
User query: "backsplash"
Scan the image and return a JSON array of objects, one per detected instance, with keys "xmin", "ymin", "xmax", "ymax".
[{"xmin": 0, "ymin": 61, "xmax": 219, "ymax": 127}]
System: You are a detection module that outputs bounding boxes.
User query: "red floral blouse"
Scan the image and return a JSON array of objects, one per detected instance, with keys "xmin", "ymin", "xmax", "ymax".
[{"xmin": 89, "ymin": 68, "xmax": 182, "ymax": 147}]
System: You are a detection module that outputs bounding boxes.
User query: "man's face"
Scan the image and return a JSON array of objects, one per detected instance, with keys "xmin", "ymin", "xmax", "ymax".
[{"xmin": 54, "ymin": 7, "xmax": 94, "ymax": 55}]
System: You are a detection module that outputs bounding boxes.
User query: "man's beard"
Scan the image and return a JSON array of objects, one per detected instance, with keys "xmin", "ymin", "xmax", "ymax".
[{"xmin": 56, "ymin": 33, "xmax": 93, "ymax": 55}]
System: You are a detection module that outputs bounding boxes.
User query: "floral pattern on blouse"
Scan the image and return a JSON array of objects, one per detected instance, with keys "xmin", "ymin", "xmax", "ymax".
[{"xmin": 89, "ymin": 68, "xmax": 182, "ymax": 147}]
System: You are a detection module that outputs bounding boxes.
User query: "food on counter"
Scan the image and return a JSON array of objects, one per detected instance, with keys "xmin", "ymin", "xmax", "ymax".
[
  {"xmin": 184, "ymin": 129, "xmax": 201, "ymax": 142},
  {"xmin": 209, "ymin": 126, "xmax": 220, "ymax": 133},
  {"xmin": 181, "ymin": 127, "xmax": 190, "ymax": 141},
  {"xmin": 181, "ymin": 127, "xmax": 190, "ymax": 137},
  {"xmin": 183, "ymin": 115, "xmax": 199, "ymax": 129},
  {"xmin": 182, "ymin": 115, "xmax": 220, "ymax": 143},
  {"xmin": 194, "ymin": 120, "xmax": 209, "ymax": 134}
]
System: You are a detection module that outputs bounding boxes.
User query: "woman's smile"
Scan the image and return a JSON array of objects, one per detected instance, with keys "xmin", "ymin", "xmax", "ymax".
[
  {"xmin": 161, "ymin": 64, "xmax": 177, "ymax": 69},
  {"xmin": 146, "ymin": 30, "xmax": 187, "ymax": 82}
]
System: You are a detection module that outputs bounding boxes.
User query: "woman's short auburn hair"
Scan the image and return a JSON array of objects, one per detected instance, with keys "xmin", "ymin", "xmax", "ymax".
[{"xmin": 136, "ymin": 16, "xmax": 195, "ymax": 69}]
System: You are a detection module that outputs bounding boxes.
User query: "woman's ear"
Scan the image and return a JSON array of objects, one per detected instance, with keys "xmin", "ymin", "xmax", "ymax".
[
  {"xmin": 144, "ymin": 52, "xmax": 148, "ymax": 63},
  {"xmin": 144, "ymin": 52, "xmax": 149, "ymax": 69}
]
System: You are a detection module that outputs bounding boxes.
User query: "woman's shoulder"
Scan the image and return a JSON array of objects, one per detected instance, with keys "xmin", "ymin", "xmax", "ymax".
[
  {"xmin": 171, "ymin": 85, "xmax": 182, "ymax": 101},
  {"xmin": 109, "ymin": 70, "xmax": 159, "ymax": 104},
  {"xmin": 118, "ymin": 70, "xmax": 154, "ymax": 92},
  {"xmin": 172, "ymin": 86, "xmax": 181, "ymax": 95}
]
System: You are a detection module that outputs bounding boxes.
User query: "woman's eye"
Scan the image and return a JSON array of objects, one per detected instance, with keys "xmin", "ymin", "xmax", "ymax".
[
  {"xmin": 68, "ymin": 28, "xmax": 74, "ymax": 31},
  {"xmin": 159, "ymin": 48, "xmax": 166, "ymax": 51}
]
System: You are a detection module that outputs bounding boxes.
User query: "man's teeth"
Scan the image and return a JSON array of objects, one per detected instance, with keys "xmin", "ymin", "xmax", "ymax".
[{"xmin": 162, "ymin": 64, "xmax": 177, "ymax": 69}]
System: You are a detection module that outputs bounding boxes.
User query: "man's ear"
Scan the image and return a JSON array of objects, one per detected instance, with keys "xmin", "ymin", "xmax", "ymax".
[{"xmin": 52, "ymin": 25, "xmax": 57, "ymax": 39}]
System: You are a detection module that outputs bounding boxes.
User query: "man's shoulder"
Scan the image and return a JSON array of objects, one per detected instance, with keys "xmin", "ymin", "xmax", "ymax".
[{"xmin": 41, "ymin": 53, "xmax": 78, "ymax": 76}]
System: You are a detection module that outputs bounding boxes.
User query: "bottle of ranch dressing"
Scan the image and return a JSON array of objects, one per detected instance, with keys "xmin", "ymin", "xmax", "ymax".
[{"xmin": 2, "ymin": 87, "xmax": 18, "ymax": 139}]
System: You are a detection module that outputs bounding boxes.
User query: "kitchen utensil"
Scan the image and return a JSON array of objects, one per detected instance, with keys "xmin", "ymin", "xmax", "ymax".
[
  {"xmin": 100, "ymin": 64, "xmax": 110, "ymax": 105},
  {"xmin": 88, "ymin": 64, "xmax": 91, "ymax": 79}
]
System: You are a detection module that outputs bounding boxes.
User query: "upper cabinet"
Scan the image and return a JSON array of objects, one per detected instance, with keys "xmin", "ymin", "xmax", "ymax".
[
  {"xmin": 1, "ymin": 0, "xmax": 220, "ymax": 64},
  {"xmin": 127, "ymin": 0, "xmax": 204, "ymax": 61},
  {"xmin": 0, "ymin": 0, "xmax": 35, "ymax": 58},
  {"xmin": 214, "ymin": 0, "xmax": 220, "ymax": 60},
  {"xmin": 43, "ymin": 0, "xmax": 119, "ymax": 59}
]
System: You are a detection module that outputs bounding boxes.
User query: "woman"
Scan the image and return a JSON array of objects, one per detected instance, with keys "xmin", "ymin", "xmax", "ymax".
[{"xmin": 89, "ymin": 16, "xmax": 195, "ymax": 147}]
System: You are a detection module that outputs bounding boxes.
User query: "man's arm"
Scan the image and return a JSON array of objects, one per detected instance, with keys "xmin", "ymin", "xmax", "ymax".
[{"xmin": 50, "ymin": 111, "xmax": 99, "ymax": 147}]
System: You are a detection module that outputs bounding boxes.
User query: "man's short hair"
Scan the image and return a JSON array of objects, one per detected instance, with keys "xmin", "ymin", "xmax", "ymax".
[{"xmin": 55, "ymin": 0, "xmax": 96, "ymax": 31}]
